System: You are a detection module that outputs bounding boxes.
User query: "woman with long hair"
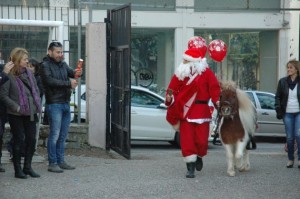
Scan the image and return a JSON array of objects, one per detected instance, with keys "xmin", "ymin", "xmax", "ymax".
[
  {"xmin": 275, "ymin": 60, "xmax": 300, "ymax": 169},
  {"xmin": 0, "ymin": 48, "xmax": 41, "ymax": 179}
]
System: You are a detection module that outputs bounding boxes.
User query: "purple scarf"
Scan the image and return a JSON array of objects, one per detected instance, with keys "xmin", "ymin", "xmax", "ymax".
[{"xmin": 15, "ymin": 68, "xmax": 41, "ymax": 115}]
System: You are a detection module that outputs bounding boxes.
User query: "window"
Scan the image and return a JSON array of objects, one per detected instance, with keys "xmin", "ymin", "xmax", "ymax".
[
  {"xmin": 256, "ymin": 93, "xmax": 275, "ymax": 110},
  {"xmin": 131, "ymin": 28, "xmax": 174, "ymax": 93},
  {"xmin": 245, "ymin": 92, "xmax": 256, "ymax": 108},
  {"xmin": 131, "ymin": 90, "xmax": 163, "ymax": 107}
]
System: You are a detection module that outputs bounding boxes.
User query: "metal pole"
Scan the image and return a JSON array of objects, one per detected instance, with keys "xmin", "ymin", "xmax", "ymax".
[{"xmin": 77, "ymin": 0, "xmax": 82, "ymax": 124}]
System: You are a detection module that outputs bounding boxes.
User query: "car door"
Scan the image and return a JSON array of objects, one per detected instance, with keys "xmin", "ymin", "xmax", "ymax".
[
  {"xmin": 253, "ymin": 91, "xmax": 285, "ymax": 136},
  {"xmin": 131, "ymin": 88, "xmax": 174, "ymax": 140}
]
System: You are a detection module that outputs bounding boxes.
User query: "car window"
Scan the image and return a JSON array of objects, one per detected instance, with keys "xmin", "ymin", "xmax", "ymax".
[
  {"xmin": 245, "ymin": 92, "xmax": 256, "ymax": 108},
  {"xmin": 131, "ymin": 89, "xmax": 163, "ymax": 107},
  {"xmin": 256, "ymin": 93, "xmax": 275, "ymax": 110}
]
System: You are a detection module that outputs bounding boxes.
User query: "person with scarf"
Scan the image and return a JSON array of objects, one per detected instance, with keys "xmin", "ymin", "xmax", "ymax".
[
  {"xmin": 165, "ymin": 48, "xmax": 220, "ymax": 178},
  {"xmin": 275, "ymin": 59, "xmax": 300, "ymax": 169},
  {"xmin": 0, "ymin": 62, "xmax": 14, "ymax": 172},
  {"xmin": 6, "ymin": 57, "xmax": 44, "ymax": 158},
  {"xmin": 0, "ymin": 48, "xmax": 41, "ymax": 179}
]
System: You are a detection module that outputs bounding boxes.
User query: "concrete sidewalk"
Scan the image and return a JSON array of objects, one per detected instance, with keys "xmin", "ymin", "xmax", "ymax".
[
  {"xmin": 0, "ymin": 144, "xmax": 299, "ymax": 199},
  {"xmin": 1, "ymin": 151, "xmax": 45, "ymax": 164}
]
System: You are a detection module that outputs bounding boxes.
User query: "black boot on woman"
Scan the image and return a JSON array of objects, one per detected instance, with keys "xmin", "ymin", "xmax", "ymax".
[
  {"xmin": 23, "ymin": 155, "xmax": 40, "ymax": 178},
  {"xmin": 13, "ymin": 149, "xmax": 27, "ymax": 179},
  {"xmin": 0, "ymin": 158, "xmax": 5, "ymax": 172}
]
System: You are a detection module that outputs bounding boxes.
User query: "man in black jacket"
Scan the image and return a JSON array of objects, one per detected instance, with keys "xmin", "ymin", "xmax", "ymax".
[
  {"xmin": 40, "ymin": 41, "xmax": 82, "ymax": 173},
  {"xmin": 0, "ymin": 62, "xmax": 14, "ymax": 172}
]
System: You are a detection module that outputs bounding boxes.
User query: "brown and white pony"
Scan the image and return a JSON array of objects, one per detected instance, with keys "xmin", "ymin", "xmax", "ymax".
[{"xmin": 218, "ymin": 81, "xmax": 257, "ymax": 177}]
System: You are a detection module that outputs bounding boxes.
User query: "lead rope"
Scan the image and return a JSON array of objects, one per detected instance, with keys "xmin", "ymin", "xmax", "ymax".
[{"xmin": 212, "ymin": 96, "xmax": 222, "ymax": 146}]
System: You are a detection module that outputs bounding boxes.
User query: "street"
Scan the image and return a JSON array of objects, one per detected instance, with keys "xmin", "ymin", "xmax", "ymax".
[{"xmin": 0, "ymin": 141, "xmax": 299, "ymax": 199}]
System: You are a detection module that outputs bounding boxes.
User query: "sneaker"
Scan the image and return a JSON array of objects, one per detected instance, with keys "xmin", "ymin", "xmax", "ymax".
[
  {"xmin": 58, "ymin": 162, "xmax": 75, "ymax": 170},
  {"xmin": 286, "ymin": 160, "xmax": 294, "ymax": 168},
  {"xmin": 48, "ymin": 164, "xmax": 64, "ymax": 173}
]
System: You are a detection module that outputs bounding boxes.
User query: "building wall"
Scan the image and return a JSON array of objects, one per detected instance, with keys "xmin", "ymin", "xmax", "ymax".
[{"xmin": 0, "ymin": 0, "xmax": 299, "ymax": 90}]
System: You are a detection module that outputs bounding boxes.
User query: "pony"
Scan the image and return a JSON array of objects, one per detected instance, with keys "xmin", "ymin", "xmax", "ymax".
[{"xmin": 218, "ymin": 81, "xmax": 257, "ymax": 177}]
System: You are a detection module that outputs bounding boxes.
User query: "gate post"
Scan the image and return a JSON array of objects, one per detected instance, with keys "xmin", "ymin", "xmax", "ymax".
[{"xmin": 86, "ymin": 22, "xmax": 107, "ymax": 149}]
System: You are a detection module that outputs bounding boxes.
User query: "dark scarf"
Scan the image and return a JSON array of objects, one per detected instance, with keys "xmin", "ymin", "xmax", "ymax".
[
  {"xmin": 287, "ymin": 76, "xmax": 300, "ymax": 90},
  {"xmin": 15, "ymin": 68, "xmax": 41, "ymax": 115}
]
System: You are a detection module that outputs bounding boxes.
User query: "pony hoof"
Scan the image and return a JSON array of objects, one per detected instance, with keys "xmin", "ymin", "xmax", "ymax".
[
  {"xmin": 235, "ymin": 154, "xmax": 242, "ymax": 159},
  {"xmin": 244, "ymin": 165, "xmax": 250, "ymax": 171},
  {"xmin": 227, "ymin": 171, "xmax": 235, "ymax": 177},
  {"xmin": 238, "ymin": 165, "xmax": 250, "ymax": 172},
  {"xmin": 238, "ymin": 167, "xmax": 246, "ymax": 172}
]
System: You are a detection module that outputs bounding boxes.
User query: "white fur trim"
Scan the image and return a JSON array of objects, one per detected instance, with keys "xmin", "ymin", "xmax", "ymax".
[
  {"xmin": 183, "ymin": 54, "xmax": 201, "ymax": 62},
  {"xmin": 183, "ymin": 154, "xmax": 197, "ymax": 163}
]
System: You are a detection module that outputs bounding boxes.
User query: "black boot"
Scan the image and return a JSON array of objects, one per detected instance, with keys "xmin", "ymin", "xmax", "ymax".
[
  {"xmin": 23, "ymin": 155, "xmax": 40, "ymax": 178},
  {"xmin": 186, "ymin": 163, "xmax": 196, "ymax": 178},
  {"xmin": 0, "ymin": 158, "xmax": 5, "ymax": 172},
  {"xmin": 13, "ymin": 154, "xmax": 27, "ymax": 179},
  {"xmin": 196, "ymin": 156, "xmax": 203, "ymax": 171}
]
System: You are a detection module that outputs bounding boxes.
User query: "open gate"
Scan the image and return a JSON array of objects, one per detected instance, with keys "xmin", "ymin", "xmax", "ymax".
[{"xmin": 106, "ymin": 4, "xmax": 131, "ymax": 159}]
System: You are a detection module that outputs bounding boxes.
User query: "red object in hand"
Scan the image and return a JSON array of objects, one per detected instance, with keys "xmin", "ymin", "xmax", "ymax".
[{"xmin": 75, "ymin": 59, "xmax": 83, "ymax": 78}]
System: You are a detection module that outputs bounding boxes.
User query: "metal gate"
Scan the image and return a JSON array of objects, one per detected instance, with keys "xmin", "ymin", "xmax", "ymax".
[{"xmin": 106, "ymin": 4, "xmax": 131, "ymax": 159}]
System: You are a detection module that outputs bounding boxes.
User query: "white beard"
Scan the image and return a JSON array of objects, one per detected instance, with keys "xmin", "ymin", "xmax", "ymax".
[
  {"xmin": 175, "ymin": 58, "xmax": 208, "ymax": 80},
  {"xmin": 175, "ymin": 62, "xmax": 191, "ymax": 80}
]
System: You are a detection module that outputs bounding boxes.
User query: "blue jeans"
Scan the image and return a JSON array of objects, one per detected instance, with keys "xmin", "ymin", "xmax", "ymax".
[
  {"xmin": 283, "ymin": 112, "xmax": 300, "ymax": 161},
  {"xmin": 46, "ymin": 103, "xmax": 71, "ymax": 165}
]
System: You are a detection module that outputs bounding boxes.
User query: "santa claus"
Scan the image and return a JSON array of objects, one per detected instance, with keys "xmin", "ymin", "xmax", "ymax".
[{"xmin": 165, "ymin": 47, "xmax": 220, "ymax": 178}]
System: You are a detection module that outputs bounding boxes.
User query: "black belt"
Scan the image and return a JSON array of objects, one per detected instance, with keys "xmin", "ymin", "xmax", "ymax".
[{"xmin": 195, "ymin": 100, "xmax": 208, "ymax": 104}]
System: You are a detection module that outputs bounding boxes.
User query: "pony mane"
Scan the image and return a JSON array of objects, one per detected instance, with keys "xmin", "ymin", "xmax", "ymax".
[
  {"xmin": 221, "ymin": 80, "xmax": 237, "ymax": 92},
  {"xmin": 236, "ymin": 89, "xmax": 257, "ymax": 136}
]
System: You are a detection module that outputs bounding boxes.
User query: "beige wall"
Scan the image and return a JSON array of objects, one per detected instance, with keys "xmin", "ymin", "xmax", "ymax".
[{"xmin": 86, "ymin": 22, "xmax": 107, "ymax": 148}]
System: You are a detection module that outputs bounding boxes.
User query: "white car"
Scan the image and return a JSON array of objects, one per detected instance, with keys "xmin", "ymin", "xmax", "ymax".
[
  {"xmin": 245, "ymin": 90, "xmax": 285, "ymax": 137},
  {"xmin": 72, "ymin": 85, "xmax": 216, "ymax": 147},
  {"xmin": 71, "ymin": 85, "xmax": 180, "ymax": 146}
]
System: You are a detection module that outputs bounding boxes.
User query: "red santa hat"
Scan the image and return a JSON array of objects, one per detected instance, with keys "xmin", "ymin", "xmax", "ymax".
[{"xmin": 182, "ymin": 48, "xmax": 202, "ymax": 62}]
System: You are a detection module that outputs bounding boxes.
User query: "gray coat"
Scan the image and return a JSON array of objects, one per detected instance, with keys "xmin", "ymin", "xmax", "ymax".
[{"xmin": 0, "ymin": 72, "xmax": 40, "ymax": 121}]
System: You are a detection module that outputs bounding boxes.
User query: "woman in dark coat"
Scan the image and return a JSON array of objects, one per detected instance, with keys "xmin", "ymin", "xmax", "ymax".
[
  {"xmin": 0, "ymin": 48, "xmax": 41, "ymax": 179},
  {"xmin": 275, "ymin": 59, "xmax": 300, "ymax": 169},
  {"xmin": 0, "ymin": 62, "xmax": 14, "ymax": 172}
]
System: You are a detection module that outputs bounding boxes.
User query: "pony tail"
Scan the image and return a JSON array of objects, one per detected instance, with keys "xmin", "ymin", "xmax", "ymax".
[{"xmin": 236, "ymin": 89, "xmax": 257, "ymax": 136}]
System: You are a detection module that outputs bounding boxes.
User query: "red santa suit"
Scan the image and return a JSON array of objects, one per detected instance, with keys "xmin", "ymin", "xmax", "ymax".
[{"xmin": 165, "ymin": 48, "xmax": 220, "ymax": 163}]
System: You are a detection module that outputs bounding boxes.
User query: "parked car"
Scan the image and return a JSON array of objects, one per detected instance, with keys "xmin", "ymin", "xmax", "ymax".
[
  {"xmin": 70, "ymin": 85, "xmax": 86, "ymax": 122},
  {"xmin": 209, "ymin": 90, "xmax": 285, "ymax": 138},
  {"xmin": 72, "ymin": 85, "xmax": 216, "ymax": 146},
  {"xmin": 245, "ymin": 90, "xmax": 285, "ymax": 137}
]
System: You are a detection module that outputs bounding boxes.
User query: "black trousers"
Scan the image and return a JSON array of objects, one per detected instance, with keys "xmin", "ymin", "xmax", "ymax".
[
  {"xmin": 8, "ymin": 114, "xmax": 37, "ymax": 157},
  {"xmin": 0, "ymin": 116, "xmax": 6, "ymax": 158}
]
